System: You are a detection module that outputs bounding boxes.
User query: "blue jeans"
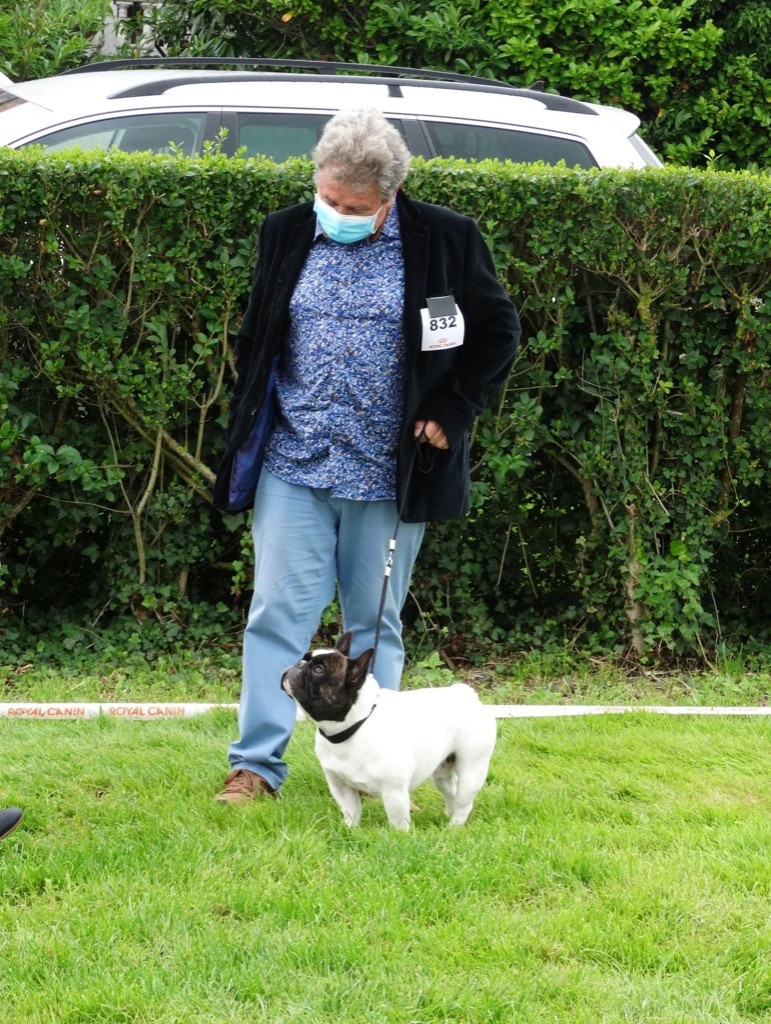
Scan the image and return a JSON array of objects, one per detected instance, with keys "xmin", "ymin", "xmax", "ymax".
[{"xmin": 228, "ymin": 470, "xmax": 425, "ymax": 791}]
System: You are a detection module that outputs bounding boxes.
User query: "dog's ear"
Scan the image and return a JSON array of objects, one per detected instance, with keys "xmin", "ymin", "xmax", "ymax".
[
  {"xmin": 346, "ymin": 647, "xmax": 374, "ymax": 691},
  {"xmin": 336, "ymin": 631, "xmax": 353, "ymax": 656}
]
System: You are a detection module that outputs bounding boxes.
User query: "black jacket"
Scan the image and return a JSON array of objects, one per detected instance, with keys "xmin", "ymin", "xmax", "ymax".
[{"xmin": 213, "ymin": 191, "xmax": 520, "ymax": 521}]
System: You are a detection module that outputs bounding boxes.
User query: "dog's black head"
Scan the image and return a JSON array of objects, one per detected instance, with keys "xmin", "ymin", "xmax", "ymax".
[{"xmin": 280, "ymin": 631, "xmax": 373, "ymax": 723}]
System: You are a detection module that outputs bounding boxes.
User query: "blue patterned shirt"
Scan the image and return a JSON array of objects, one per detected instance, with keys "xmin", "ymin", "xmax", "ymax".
[{"xmin": 264, "ymin": 202, "xmax": 406, "ymax": 500}]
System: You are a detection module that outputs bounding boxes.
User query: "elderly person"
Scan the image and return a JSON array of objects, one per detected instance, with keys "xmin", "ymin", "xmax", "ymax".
[{"xmin": 213, "ymin": 108, "xmax": 520, "ymax": 803}]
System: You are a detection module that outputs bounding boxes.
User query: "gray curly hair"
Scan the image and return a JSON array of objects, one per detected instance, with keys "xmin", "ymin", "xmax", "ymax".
[{"xmin": 313, "ymin": 108, "xmax": 412, "ymax": 200}]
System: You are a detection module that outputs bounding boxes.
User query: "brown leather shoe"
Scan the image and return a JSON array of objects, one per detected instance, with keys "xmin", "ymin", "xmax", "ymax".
[{"xmin": 215, "ymin": 769, "xmax": 277, "ymax": 804}]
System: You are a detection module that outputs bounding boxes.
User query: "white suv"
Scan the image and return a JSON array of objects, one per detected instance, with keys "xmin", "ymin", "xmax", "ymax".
[{"xmin": 0, "ymin": 58, "xmax": 661, "ymax": 169}]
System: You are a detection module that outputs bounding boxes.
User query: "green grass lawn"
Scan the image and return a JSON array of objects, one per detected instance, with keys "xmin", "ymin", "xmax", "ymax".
[{"xmin": 2, "ymin": 710, "xmax": 769, "ymax": 1023}]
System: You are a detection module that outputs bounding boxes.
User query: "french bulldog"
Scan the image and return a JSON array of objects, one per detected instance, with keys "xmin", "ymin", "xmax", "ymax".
[{"xmin": 280, "ymin": 632, "xmax": 496, "ymax": 830}]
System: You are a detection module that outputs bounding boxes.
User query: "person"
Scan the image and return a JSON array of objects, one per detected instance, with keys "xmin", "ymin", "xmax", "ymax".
[
  {"xmin": 212, "ymin": 108, "xmax": 520, "ymax": 803},
  {"xmin": 0, "ymin": 807, "xmax": 23, "ymax": 840}
]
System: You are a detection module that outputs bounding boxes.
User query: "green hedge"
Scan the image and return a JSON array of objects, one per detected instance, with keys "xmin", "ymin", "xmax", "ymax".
[{"xmin": 1, "ymin": 150, "xmax": 769, "ymax": 661}]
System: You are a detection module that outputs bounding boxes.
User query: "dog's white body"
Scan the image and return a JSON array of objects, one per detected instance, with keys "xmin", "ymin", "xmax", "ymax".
[{"xmin": 312, "ymin": 673, "xmax": 496, "ymax": 831}]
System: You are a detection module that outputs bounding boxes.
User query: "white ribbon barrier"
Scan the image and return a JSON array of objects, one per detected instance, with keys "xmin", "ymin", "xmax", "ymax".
[
  {"xmin": 489, "ymin": 704, "xmax": 771, "ymax": 718},
  {"xmin": 0, "ymin": 702, "xmax": 768, "ymax": 720},
  {"xmin": 0, "ymin": 702, "xmax": 238, "ymax": 719}
]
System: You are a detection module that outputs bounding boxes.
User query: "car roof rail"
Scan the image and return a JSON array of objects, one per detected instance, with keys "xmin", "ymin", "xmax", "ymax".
[
  {"xmin": 59, "ymin": 57, "xmax": 598, "ymax": 115},
  {"xmin": 62, "ymin": 56, "xmax": 512, "ymax": 88}
]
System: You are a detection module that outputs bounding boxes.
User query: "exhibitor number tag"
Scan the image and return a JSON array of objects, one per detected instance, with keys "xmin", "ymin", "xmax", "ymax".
[{"xmin": 420, "ymin": 294, "xmax": 465, "ymax": 352}]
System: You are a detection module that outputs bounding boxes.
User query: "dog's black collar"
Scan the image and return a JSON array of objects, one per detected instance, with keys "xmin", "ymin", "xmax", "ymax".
[{"xmin": 319, "ymin": 702, "xmax": 377, "ymax": 744}]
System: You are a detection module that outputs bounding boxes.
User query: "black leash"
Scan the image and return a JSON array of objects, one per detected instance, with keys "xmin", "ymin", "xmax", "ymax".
[
  {"xmin": 370, "ymin": 427, "xmax": 431, "ymax": 678},
  {"xmin": 317, "ymin": 429, "xmax": 433, "ymax": 746}
]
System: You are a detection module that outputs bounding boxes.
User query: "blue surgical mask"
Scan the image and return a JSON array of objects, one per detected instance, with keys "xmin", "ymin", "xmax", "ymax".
[{"xmin": 313, "ymin": 193, "xmax": 382, "ymax": 244}]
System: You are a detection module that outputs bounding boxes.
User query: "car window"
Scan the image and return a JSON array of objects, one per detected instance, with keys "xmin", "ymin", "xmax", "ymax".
[
  {"xmin": 234, "ymin": 113, "xmax": 326, "ymax": 160},
  {"xmin": 234, "ymin": 112, "xmax": 410, "ymax": 160},
  {"xmin": 423, "ymin": 121, "xmax": 597, "ymax": 169},
  {"xmin": 21, "ymin": 112, "xmax": 206, "ymax": 155}
]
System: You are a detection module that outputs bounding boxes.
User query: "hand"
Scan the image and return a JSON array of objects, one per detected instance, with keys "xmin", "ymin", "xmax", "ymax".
[{"xmin": 413, "ymin": 420, "xmax": 449, "ymax": 450}]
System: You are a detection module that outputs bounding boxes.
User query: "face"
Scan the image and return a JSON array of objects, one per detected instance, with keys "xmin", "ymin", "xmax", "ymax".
[
  {"xmin": 315, "ymin": 169, "xmax": 396, "ymax": 234},
  {"xmin": 280, "ymin": 632, "xmax": 373, "ymax": 722}
]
